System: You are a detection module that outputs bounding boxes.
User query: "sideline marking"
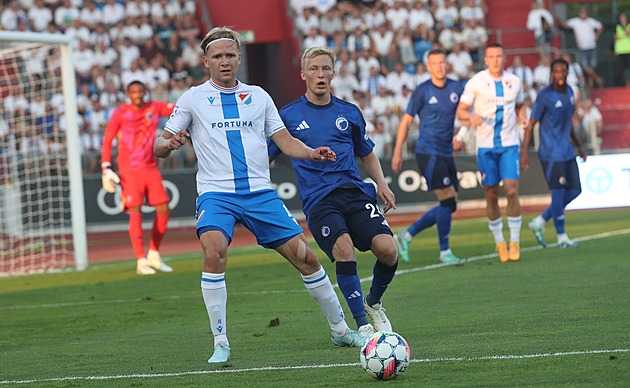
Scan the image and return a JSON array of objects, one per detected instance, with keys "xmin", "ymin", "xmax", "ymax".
[
  {"xmin": 1, "ymin": 348, "xmax": 628, "ymax": 384},
  {"xmin": 3, "ymin": 228, "xmax": 629, "ymax": 311}
]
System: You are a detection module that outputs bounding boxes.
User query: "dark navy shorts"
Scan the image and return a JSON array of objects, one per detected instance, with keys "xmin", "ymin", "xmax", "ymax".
[
  {"xmin": 307, "ymin": 186, "xmax": 392, "ymax": 262},
  {"xmin": 415, "ymin": 153, "xmax": 459, "ymax": 191},
  {"xmin": 541, "ymin": 158, "xmax": 581, "ymax": 190}
]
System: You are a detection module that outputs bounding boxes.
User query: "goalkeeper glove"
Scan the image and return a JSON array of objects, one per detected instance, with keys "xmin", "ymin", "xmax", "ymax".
[{"xmin": 101, "ymin": 162, "xmax": 120, "ymax": 193}]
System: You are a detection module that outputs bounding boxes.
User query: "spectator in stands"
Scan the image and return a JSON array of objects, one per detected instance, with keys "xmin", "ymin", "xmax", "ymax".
[
  {"xmin": 144, "ymin": 56, "xmax": 170, "ymax": 94},
  {"xmin": 295, "ymin": 6, "xmax": 319, "ymax": 38},
  {"xmin": 121, "ymin": 60, "xmax": 145, "ymax": 88},
  {"xmin": 320, "ymin": 7, "xmax": 343, "ymax": 38},
  {"xmin": 361, "ymin": 66, "xmax": 387, "ymax": 96},
  {"xmin": 155, "ymin": 15, "xmax": 176, "ymax": 45},
  {"xmin": 447, "ymin": 42, "xmax": 473, "ymax": 83},
  {"xmin": 336, "ymin": 49, "xmax": 357, "ymax": 76},
  {"xmin": 369, "ymin": 117, "xmax": 393, "ymax": 160},
  {"xmin": 356, "ymin": 48, "xmax": 380, "ymax": 80},
  {"xmin": 386, "ymin": 62, "xmax": 414, "ymax": 94},
  {"xmin": 73, "ymin": 40, "xmax": 96, "ymax": 83},
  {"xmin": 526, "ymin": 0, "xmax": 554, "ymax": 49},
  {"xmin": 109, "ymin": 20, "xmax": 126, "ymax": 44},
  {"xmin": 371, "ymin": 24, "xmax": 394, "ymax": 59},
  {"xmin": 561, "ymin": 53, "xmax": 584, "ymax": 100},
  {"xmin": 162, "ymin": 34, "xmax": 182, "ymax": 71},
  {"xmin": 533, "ymin": 54, "xmax": 551, "ymax": 90},
  {"xmin": 89, "ymin": 23, "xmax": 111, "ymax": 47},
  {"xmin": 79, "ymin": 0, "xmax": 102, "ymax": 29},
  {"xmin": 461, "ymin": 19, "xmax": 487, "ymax": 60},
  {"xmin": 343, "ymin": 5, "xmax": 365, "ymax": 32},
  {"xmin": 139, "ymin": 36, "xmax": 162, "ymax": 68},
  {"xmin": 460, "ymin": 0, "xmax": 484, "ymax": 25},
  {"xmin": 413, "ymin": 61, "xmax": 431, "ymax": 86},
  {"xmin": 507, "ymin": 55, "xmax": 534, "ymax": 90},
  {"xmin": 364, "ymin": 3, "xmax": 386, "ymax": 29},
  {"xmin": 396, "ymin": 26, "xmax": 418, "ymax": 72},
  {"xmin": 614, "ymin": 12, "xmax": 630, "ymax": 87},
  {"xmin": 386, "ymin": 1, "xmax": 410, "ymax": 31},
  {"xmin": 330, "ymin": 64, "xmax": 360, "ymax": 101},
  {"xmin": 102, "ymin": 0, "xmax": 125, "ymax": 27},
  {"xmin": 28, "ymin": 0, "xmax": 53, "ymax": 32},
  {"xmin": 303, "ymin": 27, "xmax": 327, "ymax": 50},
  {"xmin": 347, "ymin": 27, "xmax": 372, "ymax": 54},
  {"xmin": 438, "ymin": 23, "xmax": 461, "ymax": 52},
  {"xmin": 409, "ymin": 1, "xmax": 434, "ymax": 32},
  {"xmin": 412, "ymin": 23, "xmax": 433, "ymax": 63},
  {"xmin": 579, "ymin": 98, "xmax": 603, "ymax": 155},
  {"xmin": 125, "ymin": 0, "xmax": 147, "ymax": 19},
  {"xmin": 181, "ymin": 36, "xmax": 203, "ymax": 80},
  {"xmin": 167, "ymin": 75, "xmax": 188, "ymax": 103},
  {"xmin": 329, "ymin": 31, "xmax": 347, "ymax": 55},
  {"xmin": 65, "ymin": 18, "xmax": 91, "ymax": 46},
  {"xmin": 118, "ymin": 36, "xmax": 141, "ymax": 71},
  {"xmin": 99, "ymin": 81, "xmax": 125, "ymax": 112},
  {"xmin": 435, "ymin": 0, "xmax": 459, "ymax": 29},
  {"xmin": 1, "ymin": 1, "xmax": 25, "ymax": 31},
  {"xmin": 179, "ymin": 0, "xmax": 196, "ymax": 16},
  {"xmin": 559, "ymin": 8, "xmax": 604, "ymax": 90},
  {"xmin": 371, "ymin": 85, "xmax": 397, "ymax": 136}
]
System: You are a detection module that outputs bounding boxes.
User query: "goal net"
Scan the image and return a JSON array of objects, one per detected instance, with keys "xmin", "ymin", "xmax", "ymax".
[{"xmin": 0, "ymin": 31, "xmax": 86, "ymax": 276}]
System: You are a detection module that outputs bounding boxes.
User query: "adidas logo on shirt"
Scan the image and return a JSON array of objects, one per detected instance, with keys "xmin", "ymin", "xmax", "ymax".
[
  {"xmin": 555, "ymin": 100, "xmax": 563, "ymax": 108},
  {"xmin": 428, "ymin": 96, "xmax": 438, "ymax": 104},
  {"xmin": 296, "ymin": 120, "xmax": 310, "ymax": 130}
]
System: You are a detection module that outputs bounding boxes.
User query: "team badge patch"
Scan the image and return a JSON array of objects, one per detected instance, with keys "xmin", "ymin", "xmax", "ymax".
[
  {"xmin": 559, "ymin": 176, "xmax": 566, "ymax": 185},
  {"xmin": 239, "ymin": 93, "xmax": 252, "ymax": 105},
  {"xmin": 321, "ymin": 225, "xmax": 330, "ymax": 237},
  {"xmin": 443, "ymin": 177, "xmax": 451, "ymax": 186},
  {"xmin": 146, "ymin": 112, "xmax": 154, "ymax": 119},
  {"xmin": 449, "ymin": 92, "xmax": 459, "ymax": 103},
  {"xmin": 335, "ymin": 116, "xmax": 349, "ymax": 131}
]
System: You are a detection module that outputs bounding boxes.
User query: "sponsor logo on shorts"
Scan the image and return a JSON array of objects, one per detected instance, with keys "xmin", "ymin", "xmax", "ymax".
[{"xmin": 321, "ymin": 225, "xmax": 330, "ymax": 237}]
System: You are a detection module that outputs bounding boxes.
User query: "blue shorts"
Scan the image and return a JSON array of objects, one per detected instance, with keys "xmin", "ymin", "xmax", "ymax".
[
  {"xmin": 541, "ymin": 158, "xmax": 581, "ymax": 190},
  {"xmin": 477, "ymin": 145, "xmax": 520, "ymax": 187},
  {"xmin": 579, "ymin": 48, "xmax": 598, "ymax": 68},
  {"xmin": 415, "ymin": 153, "xmax": 459, "ymax": 191},
  {"xmin": 307, "ymin": 186, "xmax": 392, "ymax": 262},
  {"xmin": 195, "ymin": 189, "xmax": 303, "ymax": 249}
]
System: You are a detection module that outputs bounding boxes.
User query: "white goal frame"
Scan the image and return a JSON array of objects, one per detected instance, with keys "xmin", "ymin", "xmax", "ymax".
[{"xmin": 0, "ymin": 31, "xmax": 87, "ymax": 272}]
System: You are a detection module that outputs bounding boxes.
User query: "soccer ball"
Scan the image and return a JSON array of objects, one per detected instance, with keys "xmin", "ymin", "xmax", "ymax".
[{"xmin": 359, "ymin": 331, "xmax": 410, "ymax": 380}]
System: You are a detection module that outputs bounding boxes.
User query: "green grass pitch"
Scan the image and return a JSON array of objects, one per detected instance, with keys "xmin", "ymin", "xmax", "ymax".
[{"xmin": 1, "ymin": 208, "xmax": 629, "ymax": 386}]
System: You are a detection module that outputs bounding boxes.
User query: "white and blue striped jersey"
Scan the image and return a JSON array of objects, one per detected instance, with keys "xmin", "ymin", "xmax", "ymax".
[
  {"xmin": 164, "ymin": 79, "xmax": 285, "ymax": 195},
  {"xmin": 460, "ymin": 70, "xmax": 525, "ymax": 149}
]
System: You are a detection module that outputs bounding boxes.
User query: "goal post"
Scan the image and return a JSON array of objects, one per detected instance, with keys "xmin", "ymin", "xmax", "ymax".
[{"xmin": 0, "ymin": 31, "xmax": 87, "ymax": 275}]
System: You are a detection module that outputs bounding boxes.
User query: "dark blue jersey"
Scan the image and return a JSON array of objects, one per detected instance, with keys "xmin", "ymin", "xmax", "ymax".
[
  {"xmin": 406, "ymin": 78, "xmax": 463, "ymax": 156},
  {"xmin": 268, "ymin": 94, "xmax": 376, "ymax": 217},
  {"xmin": 530, "ymin": 85, "xmax": 576, "ymax": 162}
]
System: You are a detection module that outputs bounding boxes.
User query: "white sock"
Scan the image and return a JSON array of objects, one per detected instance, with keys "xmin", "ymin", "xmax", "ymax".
[
  {"xmin": 534, "ymin": 214, "xmax": 546, "ymax": 228},
  {"xmin": 557, "ymin": 233, "xmax": 569, "ymax": 242},
  {"xmin": 440, "ymin": 249, "xmax": 452, "ymax": 258},
  {"xmin": 402, "ymin": 230, "xmax": 412, "ymax": 242},
  {"xmin": 488, "ymin": 218, "xmax": 505, "ymax": 244},
  {"xmin": 507, "ymin": 216, "xmax": 522, "ymax": 244},
  {"xmin": 302, "ymin": 267, "xmax": 349, "ymax": 336},
  {"xmin": 201, "ymin": 272, "xmax": 229, "ymax": 347}
]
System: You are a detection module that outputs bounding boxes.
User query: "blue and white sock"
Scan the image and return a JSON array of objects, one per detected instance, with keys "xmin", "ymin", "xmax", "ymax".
[{"xmin": 201, "ymin": 272, "xmax": 228, "ymax": 347}]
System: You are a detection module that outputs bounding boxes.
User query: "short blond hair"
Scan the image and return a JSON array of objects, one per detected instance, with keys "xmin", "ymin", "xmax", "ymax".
[
  {"xmin": 301, "ymin": 47, "xmax": 336, "ymax": 72},
  {"xmin": 200, "ymin": 26, "xmax": 241, "ymax": 53}
]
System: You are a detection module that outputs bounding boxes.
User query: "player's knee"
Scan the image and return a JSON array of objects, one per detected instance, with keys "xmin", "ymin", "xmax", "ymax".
[
  {"xmin": 373, "ymin": 235, "xmax": 398, "ymax": 266},
  {"xmin": 440, "ymin": 197, "xmax": 457, "ymax": 213},
  {"xmin": 504, "ymin": 186, "xmax": 519, "ymax": 201},
  {"xmin": 332, "ymin": 235, "xmax": 356, "ymax": 262}
]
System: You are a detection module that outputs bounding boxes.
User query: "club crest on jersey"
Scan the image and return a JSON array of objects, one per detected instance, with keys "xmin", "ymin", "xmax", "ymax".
[
  {"xmin": 146, "ymin": 112, "xmax": 153, "ymax": 119},
  {"xmin": 170, "ymin": 106, "xmax": 179, "ymax": 117},
  {"xmin": 321, "ymin": 225, "xmax": 330, "ymax": 237},
  {"xmin": 504, "ymin": 80, "xmax": 512, "ymax": 88},
  {"xmin": 335, "ymin": 116, "xmax": 349, "ymax": 131},
  {"xmin": 239, "ymin": 93, "xmax": 252, "ymax": 105},
  {"xmin": 450, "ymin": 92, "xmax": 459, "ymax": 103}
]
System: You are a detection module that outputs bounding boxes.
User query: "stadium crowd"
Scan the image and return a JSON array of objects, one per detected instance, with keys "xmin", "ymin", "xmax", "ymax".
[{"xmin": 0, "ymin": 0, "xmax": 606, "ymax": 177}]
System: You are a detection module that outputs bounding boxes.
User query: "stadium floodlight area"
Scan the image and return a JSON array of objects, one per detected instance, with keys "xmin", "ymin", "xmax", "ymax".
[{"xmin": 0, "ymin": 31, "xmax": 86, "ymax": 276}]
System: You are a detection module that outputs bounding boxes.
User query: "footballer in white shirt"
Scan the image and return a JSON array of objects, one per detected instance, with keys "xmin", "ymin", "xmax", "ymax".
[
  {"xmin": 154, "ymin": 26, "xmax": 365, "ymax": 364},
  {"xmin": 456, "ymin": 43, "xmax": 526, "ymax": 263}
]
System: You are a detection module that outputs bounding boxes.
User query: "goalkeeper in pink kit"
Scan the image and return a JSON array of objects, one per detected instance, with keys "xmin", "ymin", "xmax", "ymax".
[{"xmin": 101, "ymin": 80, "xmax": 175, "ymax": 275}]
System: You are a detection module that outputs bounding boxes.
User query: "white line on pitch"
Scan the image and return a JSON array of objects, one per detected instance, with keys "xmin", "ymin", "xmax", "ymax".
[
  {"xmin": 3, "ymin": 228, "xmax": 629, "ymax": 311},
  {"xmin": 1, "ymin": 348, "xmax": 628, "ymax": 385}
]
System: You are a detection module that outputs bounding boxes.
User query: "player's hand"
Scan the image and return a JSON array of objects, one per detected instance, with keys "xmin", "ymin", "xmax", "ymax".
[
  {"xmin": 378, "ymin": 185, "xmax": 396, "ymax": 213},
  {"xmin": 453, "ymin": 136, "xmax": 464, "ymax": 151},
  {"xmin": 578, "ymin": 146, "xmax": 587, "ymax": 162},
  {"xmin": 391, "ymin": 152, "xmax": 402, "ymax": 174},
  {"xmin": 168, "ymin": 130, "xmax": 190, "ymax": 150},
  {"xmin": 311, "ymin": 146, "xmax": 336, "ymax": 162},
  {"xmin": 520, "ymin": 151, "xmax": 529, "ymax": 172},
  {"xmin": 101, "ymin": 162, "xmax": 120, "ymax": 193},
  {"xmin": 470, "ymin": 114, "xmax": 483, "ymax": 128}
]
